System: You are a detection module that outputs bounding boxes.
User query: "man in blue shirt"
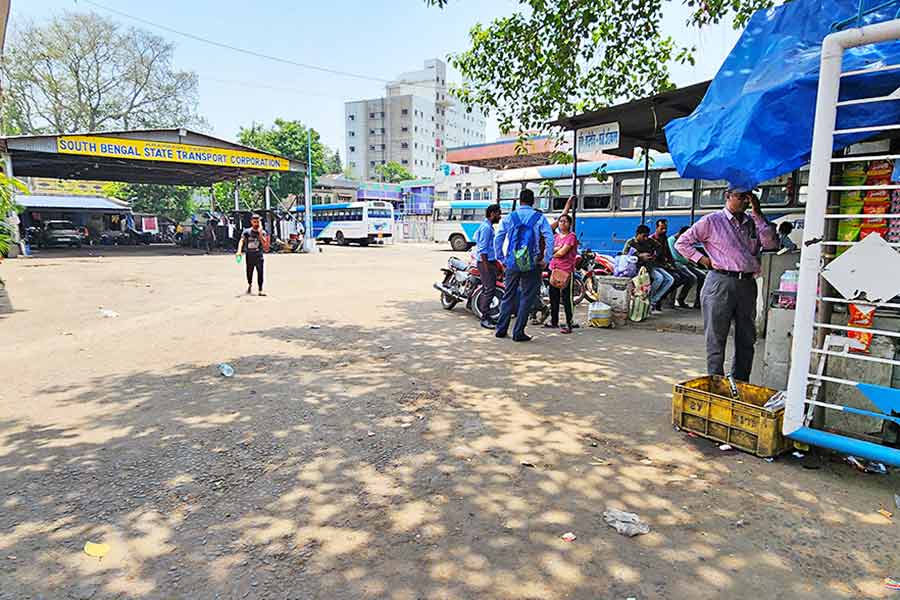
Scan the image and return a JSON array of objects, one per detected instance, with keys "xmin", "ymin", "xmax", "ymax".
[
  {"xmin": 492, "ymin": 189, "xmax": 554, "ymax": 342},
  {"xmin": 474, "ymin": 204, "xmax": 503, "ymax": 329}
]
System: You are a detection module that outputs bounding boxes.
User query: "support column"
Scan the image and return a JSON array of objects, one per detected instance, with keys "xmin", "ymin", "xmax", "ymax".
[{"xmin": 571, "ymin": 128, "xmax": 578, "ymax": 232}]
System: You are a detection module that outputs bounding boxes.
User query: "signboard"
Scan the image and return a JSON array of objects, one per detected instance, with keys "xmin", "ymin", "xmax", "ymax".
[
  {"xmin": 575, "ymin": 122, "xmax": 620, "ymax": 158},
  {"xmin": 56, "ymin": 135, "xmax": 289, "ymax": 171}
]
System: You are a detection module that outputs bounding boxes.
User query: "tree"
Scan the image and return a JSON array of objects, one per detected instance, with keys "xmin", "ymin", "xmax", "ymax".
[
  {"xmin": 425, "ymin": 0, "xmax": 772, "ymax": 138},
  {"xmin": 374, "ymin": 161, "xmax": 414, "ymax": 183},
  {"xmin": 102, "ymin": 182, "xmax": 195, "ymax": 222},
  {"xmin": 212, "ymin": 119, "xmax": 334, "ymax": 210},
  {"xmin": 0, "ymin": 174, "xmax": 26, "ymax": 259},
  {"xmin": 1, "ymin": 11, "xmax": 204, "ymax": 134},
  {"xmin": 324, "ymin": 150, "xmax": 343, "ymax": 175}
]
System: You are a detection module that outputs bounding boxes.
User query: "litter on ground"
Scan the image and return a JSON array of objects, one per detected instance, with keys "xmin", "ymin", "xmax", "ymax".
[{"xmin": 603, "ymin": 508, "xmax": 651, "ymax": 537}]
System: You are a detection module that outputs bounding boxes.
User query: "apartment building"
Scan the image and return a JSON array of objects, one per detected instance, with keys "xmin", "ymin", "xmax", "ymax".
[{"xmin": 344, "ymin": 59, "xmax": 486, "ymax": 180}]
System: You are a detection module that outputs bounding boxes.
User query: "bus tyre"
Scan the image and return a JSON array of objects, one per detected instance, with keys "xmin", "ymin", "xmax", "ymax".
[
  {"xmin": 450, "ymin": 234, "xmax": 468, "ymax": 252},
  {"xmin": 359, "ymin": 239, "xmax": 369, "ymax": 247},
  {"xmin": 336, "ymin": 231, "xmax": 346, "ymax": 246}
]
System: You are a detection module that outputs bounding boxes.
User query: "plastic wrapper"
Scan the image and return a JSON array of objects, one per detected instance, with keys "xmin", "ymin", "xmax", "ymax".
[{"xmin": 848, "ymin": 303, "xmax": 876, "ymax": 353}]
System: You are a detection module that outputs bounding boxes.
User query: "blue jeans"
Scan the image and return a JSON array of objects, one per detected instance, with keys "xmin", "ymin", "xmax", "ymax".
[
  {"xmin": 649, "ymin": 267, "xmax": 674, "ymax": 305},
  {"xmin": 496, "ymin": 268, "xmax": 541, "ymax": 339}
]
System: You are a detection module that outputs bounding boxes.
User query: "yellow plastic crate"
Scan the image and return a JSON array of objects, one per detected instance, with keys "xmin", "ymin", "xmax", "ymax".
[{"xmin": 672, "ymin": 376, "xmax": 790, "ymax": 458}]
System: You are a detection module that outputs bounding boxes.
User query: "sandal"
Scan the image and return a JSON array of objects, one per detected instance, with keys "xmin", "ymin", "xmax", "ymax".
[{"xmin": 560, "ymin": 326, "xmax": 572, "ymax": 334}]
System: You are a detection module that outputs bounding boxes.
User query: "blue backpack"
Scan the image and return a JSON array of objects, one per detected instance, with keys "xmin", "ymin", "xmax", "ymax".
[{"xmin": 506, "ymin": 210, "xmax": 543, "ymax": 272}]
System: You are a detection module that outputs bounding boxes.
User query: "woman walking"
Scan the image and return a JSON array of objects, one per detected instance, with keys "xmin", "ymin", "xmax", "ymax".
[{"xmin": 546, "ymin": 214, "xmax": 578, "ymax": 333}]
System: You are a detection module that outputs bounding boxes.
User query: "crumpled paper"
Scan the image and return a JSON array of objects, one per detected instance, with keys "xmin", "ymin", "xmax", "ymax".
[{"xmin": 602, "ymin": 508, "xmax": 650, "ymax": 537}]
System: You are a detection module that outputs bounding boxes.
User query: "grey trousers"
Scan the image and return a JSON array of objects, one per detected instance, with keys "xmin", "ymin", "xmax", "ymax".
[{"xmin": 700, "ymin": 271, "xmax": 758, "ymax": 381}]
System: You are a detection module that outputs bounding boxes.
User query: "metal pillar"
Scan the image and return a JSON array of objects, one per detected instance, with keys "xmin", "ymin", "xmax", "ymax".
[
  {"xmin": 233, "ymin": 182, "xmax": 239, "ymax": 211},
  {"xmin": 302, "ymin": 130, "xmax": 316, "ymax": 252},
  {"xmin": 571, "ymin": 128, "xmax": 578, "ymax": 232},
  {"xmin": 640, "ymin": 147, "xmax": 650, "ymax": 225}
]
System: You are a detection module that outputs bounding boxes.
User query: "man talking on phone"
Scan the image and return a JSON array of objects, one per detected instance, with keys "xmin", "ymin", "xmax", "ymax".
[
  {"xmin": 676, "ymin": 187, "xmax": 777, "ymax": 381},
  {"xmin": 236, "ymin": 214, "xmax": 270, "ymax": 296}
]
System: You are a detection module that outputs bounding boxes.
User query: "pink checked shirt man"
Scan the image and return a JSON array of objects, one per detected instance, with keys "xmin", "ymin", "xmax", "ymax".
[{"xmin": 676, "ymin": 188, "xmax": 777, "ymax": 381}]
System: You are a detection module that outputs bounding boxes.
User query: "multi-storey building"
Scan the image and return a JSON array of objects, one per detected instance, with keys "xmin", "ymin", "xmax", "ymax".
[{"xmin": 344, "ymin": 59, "xmax": 486, "ymax": 181}]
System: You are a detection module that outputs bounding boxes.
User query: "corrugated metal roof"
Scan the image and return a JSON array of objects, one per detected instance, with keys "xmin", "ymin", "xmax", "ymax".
[{"xmin": 16, "ymin": 194, "xmax": 132, "ymax": 211}]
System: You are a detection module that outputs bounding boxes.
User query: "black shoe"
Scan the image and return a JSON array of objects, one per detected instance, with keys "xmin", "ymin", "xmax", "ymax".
[
  {"xmin": 480, "ymin": 319, "xmax": 494, "ymax": 329},
  {"xmin": 495, "ymin": 331, "xmax": 508, "ymax": 339},
  {"xmin": 512, "ymin": 334, "xmax": 533, "ymax": 342}
]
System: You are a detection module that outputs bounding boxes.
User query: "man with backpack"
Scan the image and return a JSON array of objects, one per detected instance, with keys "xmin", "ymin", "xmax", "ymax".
[{"xmin": 492, "ymin": 189, "xmax": 554, "ymax": 342}]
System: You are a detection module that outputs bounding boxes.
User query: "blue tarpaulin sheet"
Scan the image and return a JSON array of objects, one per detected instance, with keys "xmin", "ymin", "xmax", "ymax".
[{"xmin": 666, "ymin": 0, "xmax": 900, "ymax": 189}]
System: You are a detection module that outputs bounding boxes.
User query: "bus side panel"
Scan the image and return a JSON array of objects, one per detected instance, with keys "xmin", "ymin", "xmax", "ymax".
[{"xmin": 576, "ymin": 214, "xmax": 645, "ymax": 254}]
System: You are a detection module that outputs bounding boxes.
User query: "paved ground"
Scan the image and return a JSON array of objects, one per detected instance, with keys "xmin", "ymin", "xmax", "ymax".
[{"xmin": 0, "ymin": 243, "xmax": 897, "ymax": 600}]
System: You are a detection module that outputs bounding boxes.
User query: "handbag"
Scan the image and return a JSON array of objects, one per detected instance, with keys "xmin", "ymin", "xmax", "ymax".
[{"xmin": 550, "ymin": 268, "xmax": 570, "ymax": 289}]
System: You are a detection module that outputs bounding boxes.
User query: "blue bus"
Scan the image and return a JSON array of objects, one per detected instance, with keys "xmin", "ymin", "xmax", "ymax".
[{"xmin": 493, "ymin": 155, "xmax": 805, "ymax": 254}]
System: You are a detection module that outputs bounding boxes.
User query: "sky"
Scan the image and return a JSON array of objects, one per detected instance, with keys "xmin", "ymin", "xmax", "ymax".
[{"xmin": 10, "ymin": 0, "xmax": 742, "ymax": 153}]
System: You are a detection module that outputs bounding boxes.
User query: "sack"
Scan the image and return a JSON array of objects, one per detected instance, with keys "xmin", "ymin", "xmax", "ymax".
[
  {"xmin": 550, "ymin": 268, "xmax": 570, "ymax": 289},
  {"xmin": 588, "ymin": 300, "xmax": 612, "ymax": 328},
  {"xmin": 629, "ymin": 295, "xmax": 650, "ymax": 322},
  {"xmin": 613, "ymin": 252, "xmax": 639, "ymax": 278},
  {"xmin": 508, "ymin": 211, "xmax": 543, "ymax": 271}
]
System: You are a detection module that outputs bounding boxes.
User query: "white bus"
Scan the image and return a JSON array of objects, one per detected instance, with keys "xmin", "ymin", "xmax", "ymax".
[
  {"xmin": 433, "ymin": 200, "xmax": 514, "ymax": 251},
  {"xmin": 296, "ymin": 201, "xmax": 394, "ymax": 246}
]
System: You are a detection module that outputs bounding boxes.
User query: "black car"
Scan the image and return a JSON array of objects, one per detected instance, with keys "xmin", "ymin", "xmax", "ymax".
[{"xmin": 36, "ymin": 220, "xmax": 83, "ymax": 248}]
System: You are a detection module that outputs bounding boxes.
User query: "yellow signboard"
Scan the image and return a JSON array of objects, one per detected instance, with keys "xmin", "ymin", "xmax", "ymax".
[{"xmin": 56, "ymin": 135, "xmax": 290, "ymax": 172}]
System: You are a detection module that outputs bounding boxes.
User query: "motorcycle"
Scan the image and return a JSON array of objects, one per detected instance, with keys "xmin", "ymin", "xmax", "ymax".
[
  {"xmin": 575, "ymin": 249, "xmax": 615, "ymax": 303},
  {"xmin": 434, "ymin": 256, "xmax": 549, "ymax": 325}
]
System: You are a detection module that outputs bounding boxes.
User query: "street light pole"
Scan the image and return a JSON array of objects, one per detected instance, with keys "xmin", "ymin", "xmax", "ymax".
[{"xmin": 303, "ymin": 129, "xmax": 316, "ymax": 252}]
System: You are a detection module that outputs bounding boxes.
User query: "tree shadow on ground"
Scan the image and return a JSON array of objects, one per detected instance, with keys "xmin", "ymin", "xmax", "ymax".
[{"xmin": 1, "ymin": 299, "xmax": 897, "ymax": 599}]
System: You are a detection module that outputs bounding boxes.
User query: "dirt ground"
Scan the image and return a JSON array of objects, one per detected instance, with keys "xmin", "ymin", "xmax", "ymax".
[{"xmin": 0, "ymin": 243, "xmax": 897, "ymax": 600}]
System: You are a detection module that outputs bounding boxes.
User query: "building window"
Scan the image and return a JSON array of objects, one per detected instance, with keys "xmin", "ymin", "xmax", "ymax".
[
  {"xmin": 401, "ymin": 108, "xmax": 409, "ymax": 116},
  {"xmin": 370, "ymin": 161, "xmax": 376, "ymax": 166},
  {"xmin": 401, "ymin": 159, "xmax": 409, "ymax": 165},
  {"xmin": 348, "ymin": 131, "xmax": 355, "ymax": 137},
  {"xmin": 414, "ymin": 126, "xmax": 418, "ymax": 132},
  {"xmin": 369, "ymin": 129, "xmax": 375, "ymax": 135},
  {"xmin": 414, "ymin": 143, "xmax": 418, "ymax": 148},
  {"xmin": 349, "ymin": 161, "xmax": 356, "ymax": 167},
  {"xmin": 401, "ymin": 142, "xmax": 408, "ymax": 149},
  {"xmin": 369, "ymin": 112, "xmax": 375, "ymax": 118},
  {"xmin": 349, "ymin": 146, "xmax": 355, "ymax": 152},
  {"xmin": 348, "ymin": 114, "xmax": 355, "ymax": 121},
  {"xmin": 369, "ymin": 145, "xmax": 375, "ymax": 151},
  {"xmin": 401, "ymin": 126, "xmax": 409, "ymax": 132}
]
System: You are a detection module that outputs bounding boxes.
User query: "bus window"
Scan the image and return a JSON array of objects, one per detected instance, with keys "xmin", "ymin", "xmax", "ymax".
[
  {"xmin": 551, "ymin": 196, "xmax": 569, "ymax": 211},
  {"xmin": 463, "ymin": 189, "xmax": 472, "ymax": 201},
  {"xmin": 699, "ymin": 180, "xmax": 728, "ymax": 207},
  {"xmin": 657, "ymin": 173, "xmax": 694, "ymax": 209},
  {"xmin": 582, "ymin": 178, "xmax": 612, "ymax": 211},
  {"xmin": 454, "ymin": 189, "xmax": 462, "ymax": 201},
  {"xmin": 499, "ymin": 183, "xmax": 521, "ymax": 204},
  {"xmin": 758, "ymin": 173, "xmax": 791, "ymax": 206},
  {"xmin": 797, "ymin": 169, "xmax": 809, "ymax": 204},
  {"xmin": 472, "ymin": 190, "xmax": 481, "ymax": 201},
  {"xmin": 483, "ymin": 189, "xmax": 493, "ymax": 201},
  {"xmin": 617, "ymin": 177, "xmax": 647, "ymax": 210}
]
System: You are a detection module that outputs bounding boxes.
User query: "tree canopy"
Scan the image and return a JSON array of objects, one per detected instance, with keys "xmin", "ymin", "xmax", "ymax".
[
  {"xmin": 426, "ymin": 0, "xmax": 773, "ymax": 136},
  {"xmin": 103, "ymin": 183, "xmax": 196, "ymax": 222},
  {"xmin": 2, "ymin": 11, "xmax": 205, "ymax": 134},
  {"xmin": 374, "ymin": 161, "xmax": 414, "ymax": 183},
  {"xmin": 209, "ymin": 119, "xmax": 337, "ymax": 211}
]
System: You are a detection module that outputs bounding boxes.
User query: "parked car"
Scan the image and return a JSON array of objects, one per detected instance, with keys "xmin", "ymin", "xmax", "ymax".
[{"xmin": 36, "ymin": 220, "xmax": 83, "ymax": 248}]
